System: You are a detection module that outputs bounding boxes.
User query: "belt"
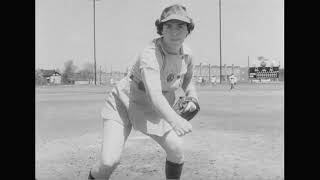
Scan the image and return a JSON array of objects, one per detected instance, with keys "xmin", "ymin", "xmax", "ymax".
[{"xmin": 129, "ymin": 74, "xmax": 169, "ymax": 94}]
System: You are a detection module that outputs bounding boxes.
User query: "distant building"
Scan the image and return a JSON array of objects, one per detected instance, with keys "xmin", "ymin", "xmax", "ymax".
[
  {"xmin": 279, "ymin": 68, "xmax": 284, "ymax": 81},
  {"xmin": 248, "ymin": 66, "xmax": 281, "ymax": 81},
  {"xmin": 193, "ymin": 64, "xmax": 241, "ymax": 82},
  {"xmin": 40, "ymin": 69, "xmax": 61, "ymax": 84}
]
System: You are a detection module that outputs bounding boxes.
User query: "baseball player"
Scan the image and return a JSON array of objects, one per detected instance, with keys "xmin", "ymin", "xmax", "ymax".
[
  {"xmin": 229, "ymin": 74, "xmax": 237, "ymax": 90},
  {"xmin": 210, "ymin": 76, "xmax": 217, "ymax": 86},
  {"xmin": 88, "ymin": 4, "xmax": 200, "ymax": 180}
]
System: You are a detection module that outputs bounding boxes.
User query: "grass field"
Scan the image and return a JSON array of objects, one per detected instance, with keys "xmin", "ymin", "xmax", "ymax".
[{"xmin": 36, "ymin": 83, "xmax": 284, "ymax": 180}]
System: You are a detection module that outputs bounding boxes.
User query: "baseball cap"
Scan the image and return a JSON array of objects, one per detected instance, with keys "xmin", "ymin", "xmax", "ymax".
[{"xmin": 159, "ymin": 4, "xmax": 191, "ymax": 24}]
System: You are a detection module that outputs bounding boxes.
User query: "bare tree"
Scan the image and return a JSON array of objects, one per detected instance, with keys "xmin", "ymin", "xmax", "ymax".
[
  {"xmin": 78, "ymin": 62, "xmax": 94, "ymax": 83},
  {"xmin": 62, "ymin": 60, "xmax": 77, "ymax": 84},
  {"xmin": 35, "ymin": 69, "xmax": 47, "ymax": 85}
]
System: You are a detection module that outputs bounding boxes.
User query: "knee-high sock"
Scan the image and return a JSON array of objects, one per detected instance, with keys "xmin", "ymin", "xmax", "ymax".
[{"xmin": 165, "ymin": 159, "xmax": 184, "ymax": 179}]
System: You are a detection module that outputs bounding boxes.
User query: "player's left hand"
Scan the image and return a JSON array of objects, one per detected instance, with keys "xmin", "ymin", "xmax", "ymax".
[
  {"xmin": 182, "ymin": 101, "xmax": 197, "ymax": 112},
  {"xmin": 173, "ymin": 96, "xmax": 200, "ymax": 121}
]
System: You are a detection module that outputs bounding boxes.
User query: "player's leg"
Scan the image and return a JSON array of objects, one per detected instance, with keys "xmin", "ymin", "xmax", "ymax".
[
  {"xmin": 89, "ymin": 120, "xmax": 132, "ymax": 180},
  {"xmin": 149, "ymin": 130, "xmax": 185, "ymax": 180}
]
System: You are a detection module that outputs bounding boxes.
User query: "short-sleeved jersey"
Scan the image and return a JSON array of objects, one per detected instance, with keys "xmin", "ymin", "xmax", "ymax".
[
  {"xmin": 129, "ymin": 37, "xmax": 193, "ymax": 93},
  {"xmin": 104, "ymin": 37, "xmax": 194, "ymax": 136},
  {"xmin": 229, "ymin": 75, "xmax": 237, "ymax": 84}
]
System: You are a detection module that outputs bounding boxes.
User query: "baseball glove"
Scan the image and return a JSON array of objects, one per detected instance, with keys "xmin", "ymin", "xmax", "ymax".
[{"xmin": 172, "ymin": 96, "xmax": 200, "ymax": 121}]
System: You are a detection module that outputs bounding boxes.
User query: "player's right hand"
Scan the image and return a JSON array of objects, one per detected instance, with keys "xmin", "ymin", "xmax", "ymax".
[{"xmin": 170, "ymin": 118, "xmax": 192, "ymax": 136}]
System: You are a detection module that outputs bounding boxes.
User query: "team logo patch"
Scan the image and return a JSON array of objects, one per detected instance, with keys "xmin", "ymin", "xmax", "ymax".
[{"xmin": 167, "ymin": 73, "xmax": 175, "ymax": 82}]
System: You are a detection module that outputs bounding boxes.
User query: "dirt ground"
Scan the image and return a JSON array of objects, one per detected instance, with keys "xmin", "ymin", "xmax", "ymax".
[{"xmin": 36, "ymin": 83, "xmax": 284, "ymax": 180}]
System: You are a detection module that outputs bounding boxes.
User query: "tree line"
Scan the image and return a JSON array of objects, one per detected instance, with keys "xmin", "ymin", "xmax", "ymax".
[{"xmin": 35, "ymin": 60, "xmax": 96, "ymax": 85}]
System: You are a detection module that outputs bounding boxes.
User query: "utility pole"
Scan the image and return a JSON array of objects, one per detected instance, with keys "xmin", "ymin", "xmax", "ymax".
[
  {"xmin": 232, "ymin": 64, "xmax": 234, "ymax": 74},
  {"xmin": 92, "ymin": 0, "xmax": 100, "ymax": 85},
  {"xmin": 209, "ymin": 64, "xmax": 211, "ymax": 82},
  {"xmin": 105, "ymin": 66, "xmax": 109, "ymax": 83},
  {"xmin": 248, "ymin": 56, "xmax": 250, "ymax": 82},
  {"xmin": 99, "ymin": 65, "xmax": 101, "ymax": 85},
  {"xmin": 219, "ymin": 0, "xmax": 222, "ymax": 84},
  {"xmin": 93, "ymin": 0, "xmax": 97, "ymax": 85}
]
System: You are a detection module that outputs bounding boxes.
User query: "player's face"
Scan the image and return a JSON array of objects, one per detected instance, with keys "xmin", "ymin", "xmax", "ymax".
[{"xmin": 162, "ymin": 20, "xmax": 188, "ymax": 45}]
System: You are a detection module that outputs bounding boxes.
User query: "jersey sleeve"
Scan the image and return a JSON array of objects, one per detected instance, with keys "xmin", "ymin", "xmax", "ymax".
[
  {"xmin": 138, "ymin": 47, "xmax": 161, "ymax": 72},
  {"xmin": 138, "ymin": 46, "xmax": 163, "ymax": 93}
]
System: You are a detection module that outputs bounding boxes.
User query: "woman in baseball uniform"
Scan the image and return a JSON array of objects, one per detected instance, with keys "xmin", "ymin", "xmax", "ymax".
[{"xmin": 89, "ymin": 4, "xmax": 199, "ymax": 180}]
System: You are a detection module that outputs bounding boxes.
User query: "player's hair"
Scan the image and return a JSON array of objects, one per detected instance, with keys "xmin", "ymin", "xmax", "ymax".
[{"xmin": 155, "ymin": 19, "xmax": 195, "ymax": 36}]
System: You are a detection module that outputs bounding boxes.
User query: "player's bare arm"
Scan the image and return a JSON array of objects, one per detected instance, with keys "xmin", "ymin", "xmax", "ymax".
[{"xmin": 181, "ymin": 67, "xmax": 198, "ymax": 112}]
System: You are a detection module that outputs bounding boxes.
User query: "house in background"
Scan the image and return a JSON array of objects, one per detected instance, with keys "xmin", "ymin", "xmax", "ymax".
[{"xmin": 40, "ymin": 69, "xmax": 62, "ymax": 84}]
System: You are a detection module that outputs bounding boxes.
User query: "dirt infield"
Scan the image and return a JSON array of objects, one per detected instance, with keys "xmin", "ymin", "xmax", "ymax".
[{"xmin": 36, "ymin": 83, "xmax": 284, "ymax": 180}]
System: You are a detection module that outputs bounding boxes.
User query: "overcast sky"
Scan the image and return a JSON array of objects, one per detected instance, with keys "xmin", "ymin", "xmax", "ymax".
[{"xmin": 36, "ymin": 0, "xmax": 284, "ymax": 72}]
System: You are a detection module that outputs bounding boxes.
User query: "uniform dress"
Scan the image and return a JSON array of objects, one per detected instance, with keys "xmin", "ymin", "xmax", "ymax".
[{"xmin": 101, "ymin": 37, "xmax": 195, "ymax": 136}]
